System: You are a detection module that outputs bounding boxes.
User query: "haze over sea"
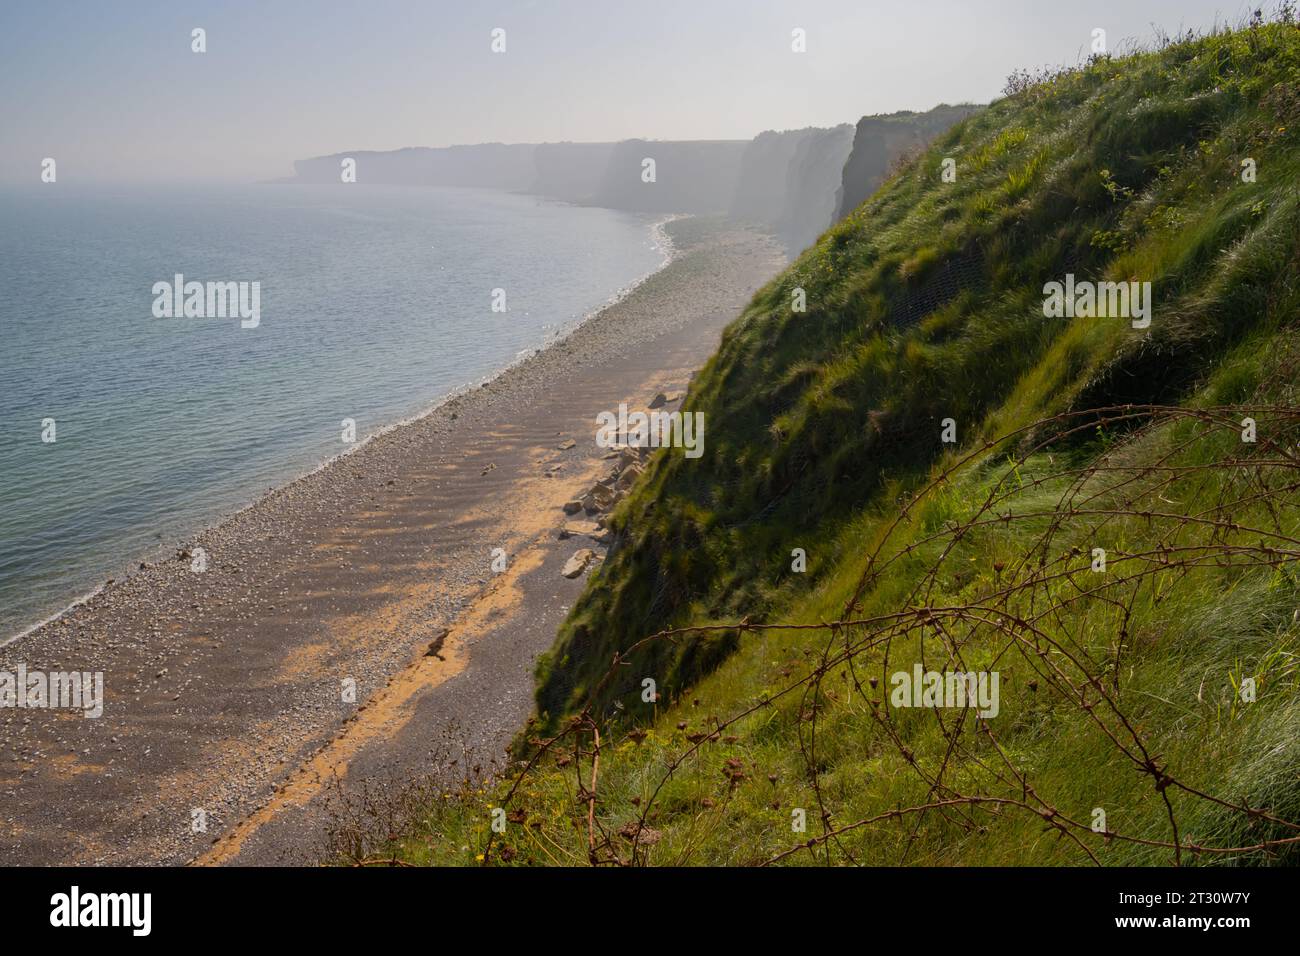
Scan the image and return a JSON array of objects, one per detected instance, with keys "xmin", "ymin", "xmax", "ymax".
[{"xmin": 0, "ymin": 183, "xmax": 668, "ymax": 639}]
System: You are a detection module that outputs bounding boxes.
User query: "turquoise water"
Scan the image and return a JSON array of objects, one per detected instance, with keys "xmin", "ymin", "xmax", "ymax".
[{"xmin": 0, "ymin": 184, "xmax": 667, "ymax": 639}]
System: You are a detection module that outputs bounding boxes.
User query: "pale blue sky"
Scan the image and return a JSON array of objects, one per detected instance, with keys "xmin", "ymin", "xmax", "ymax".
[{"xmin": 0, "ymin": 0, "xmax": 1257, "ymax": 183}]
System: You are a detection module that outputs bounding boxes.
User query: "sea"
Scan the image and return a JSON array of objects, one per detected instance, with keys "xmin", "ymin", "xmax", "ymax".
[{"xmin": 0, "ymin": 183, "xmax": 669, "ymax": 640}]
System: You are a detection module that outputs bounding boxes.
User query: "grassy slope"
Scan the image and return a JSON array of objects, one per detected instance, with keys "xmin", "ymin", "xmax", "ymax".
[{"xmin": 383, "ymin": 21, "xmax": 1300, "ymax": 866}]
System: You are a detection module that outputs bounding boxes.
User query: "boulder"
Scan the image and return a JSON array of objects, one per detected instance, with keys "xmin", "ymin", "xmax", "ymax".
[
  {"xmin": 558, "ymin": 521, "xmax": 600, "ymax": 540},
  {"xmin": 562, "ymin": 549, "xmax": 596, "ymax": 579},
  {"xmin": 583, "ymin": 481, "xmax": 616, "ymax": 513}
]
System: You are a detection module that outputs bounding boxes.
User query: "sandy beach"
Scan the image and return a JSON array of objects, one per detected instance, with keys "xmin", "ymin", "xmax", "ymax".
[{"xmin": 0, "ymin": 217, "xmax": 785, "ymax": 865}]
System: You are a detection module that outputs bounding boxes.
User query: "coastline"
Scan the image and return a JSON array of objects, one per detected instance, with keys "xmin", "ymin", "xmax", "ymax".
[
  {"xmin": 0, "ymin": 211, "xmax": 681, "ymax": 649},
  {"xmin": 0, "ymin": 216, "xmax": 786, "ymax": 865}
]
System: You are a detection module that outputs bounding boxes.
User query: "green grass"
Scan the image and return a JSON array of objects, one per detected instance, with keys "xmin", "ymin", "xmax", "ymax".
[{"xmin": 369, "ymin": 16, "xmax": 1300, "ymax": 867}]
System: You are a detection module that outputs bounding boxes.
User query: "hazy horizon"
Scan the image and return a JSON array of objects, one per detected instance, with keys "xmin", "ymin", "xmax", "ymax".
[{"xmin": 0, "ymin": 0, "xmax": 1263, "ymax": 185}]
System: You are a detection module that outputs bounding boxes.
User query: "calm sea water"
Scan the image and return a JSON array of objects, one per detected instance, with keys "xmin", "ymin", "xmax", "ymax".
[{"xmin": 0, "ymin": 184, "xmax": 668, "ymax": 639}]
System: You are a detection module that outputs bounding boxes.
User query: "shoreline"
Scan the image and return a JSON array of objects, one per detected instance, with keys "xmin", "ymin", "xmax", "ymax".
[
  {"xmin": 0, "ymin": 216, "xmax": 786, "ymax": 865},
  {"xmin": 1, "ymin": 211, "xmax": 683, "ymax": 649}
]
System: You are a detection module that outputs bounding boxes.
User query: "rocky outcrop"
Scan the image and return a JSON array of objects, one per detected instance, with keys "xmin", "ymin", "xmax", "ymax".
[{"xmin": 834, "ymin": 104, "xmax": 981, "ymax": 220}]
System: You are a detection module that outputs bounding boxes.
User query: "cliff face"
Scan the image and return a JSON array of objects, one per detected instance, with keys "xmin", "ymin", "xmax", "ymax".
[
  {"xmin": 728, "ymin": 129, "xmax": 816, "ymax": 226},
  {"xmin": 284, "ymin": 105, "xmax": 979, "ymax": 257},
  {"xmin": 587, "ymin": 139, "xmax": 750, "ymax": 214},
  {"xmin": 529, "ymin": 142, "xmax": 617, "ymax": 203},
  {"xmin": 834, "ymin": 104, "xmax": 981, "ymax": 219},
  {"xmin": 776, "ymin": 124, "xmax": 855, "ymax": 252},
  {"xmin": 720, "ymin": 107, "xmax": 975, "ymax": 254},
  {"xmin": 289, "ymin": 139, "xmax": 756, "ymax": 216},
  {"xmin": 291, "ymin": 148, "xmax": 435, "ymax": 184},
  {"xmin": 291, "ymin": 144, "xmax": 537, "ymax": 188}
]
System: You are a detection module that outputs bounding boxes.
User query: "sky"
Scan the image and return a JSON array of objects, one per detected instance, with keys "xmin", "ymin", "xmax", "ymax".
[{"xmin": 0, "ymin": 0, "xmax": 1263, "ymax": 183}]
